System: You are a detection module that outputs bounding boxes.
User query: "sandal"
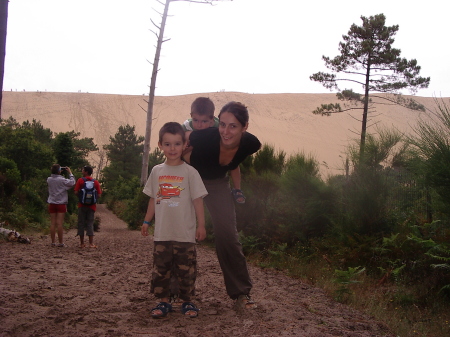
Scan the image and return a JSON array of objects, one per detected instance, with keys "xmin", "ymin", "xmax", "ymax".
[
  {"xmin": 89, "ymin": 244, "xmax": 97, "ymax": 249},
  {"xmin": 231, "ymin": 188, "xmax": 246, "ymax": 204},
  {"xmin": 151, "ymin": 302, "xmax": 172, "ymax": 318},
  {"xmin": 56, "ymin": 243, "xmax": 66, "ymax": 248},
  {"xmin": 181, "ymin": 302, "xmax": 199, "ymax": 318},
  {"xmin": 51, "ymin": 243, "xmax": 56, "ymax": 247},
  {"xmin": 235, "ymin": 294, "xmax": 257, "ymax": 309}
]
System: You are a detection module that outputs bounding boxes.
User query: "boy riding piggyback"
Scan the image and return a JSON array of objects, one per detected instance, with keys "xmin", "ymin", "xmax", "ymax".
[{"xmin": 182, "ymin": 97, "xmax": 246, "ymax": 204}]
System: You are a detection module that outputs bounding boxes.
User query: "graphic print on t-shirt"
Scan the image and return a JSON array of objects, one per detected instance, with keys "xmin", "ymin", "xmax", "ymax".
[{"xmin": 156, "ymin": 175, "xmax": 185, "ymax": 204}]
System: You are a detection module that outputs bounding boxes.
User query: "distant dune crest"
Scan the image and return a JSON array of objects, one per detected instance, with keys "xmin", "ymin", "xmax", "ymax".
[{"xmin": 2, "ymin": 91, "xmax": 441, "ymax": 175}]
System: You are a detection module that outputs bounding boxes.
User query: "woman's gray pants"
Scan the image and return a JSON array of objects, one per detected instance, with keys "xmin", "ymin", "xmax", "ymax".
[{"xmin": 202, "ymin": 177, "xmax": 252, "ymax": 299}]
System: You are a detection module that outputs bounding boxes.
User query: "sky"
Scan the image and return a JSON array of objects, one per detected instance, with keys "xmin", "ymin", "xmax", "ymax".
[{"xmin": 3, "ymin": 0, "xmax": 450, "ymax": 97}]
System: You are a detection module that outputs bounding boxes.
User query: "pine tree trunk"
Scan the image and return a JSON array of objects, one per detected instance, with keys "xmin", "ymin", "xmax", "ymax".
[
  {"xmin": 140, "ymin": 0, "xmax": 171, "ymax": 186},
  {"xmin": 0, "ymin": 0, "xmax": 9, "ymax": 119}
]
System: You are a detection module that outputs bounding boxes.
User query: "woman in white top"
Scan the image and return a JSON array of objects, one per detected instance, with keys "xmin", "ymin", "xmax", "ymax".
[{"xmin": 47, "ymin": 164, "xmax": 75, "ymax": 247}]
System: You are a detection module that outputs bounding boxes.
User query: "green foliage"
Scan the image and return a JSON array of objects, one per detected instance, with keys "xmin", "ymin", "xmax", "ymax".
[
  {"xmin": 236, "ymin": 145, "xmax": 286, "ymax": 242},
  {"xmin": 338, "ymin": 167, "xmax": 395, "ymax": 235},
  {"xmin": 331, "ymin": 128, "xmax": 413, "ymax": 236},
  {"xmin": 238, "ymin": 231, "xmax": 264, "ymax": 255},
  {"xmin": 267, "ymin": 242, "xmax": 288, "ymax": 258},
  {"xmin": 103, "ymin": 124, "xmax": 144, "ymax": 168},
  {"xmin": 252, "ymin": 144, "xmax": 285, "ymax": 175},
  {"xmin": 18, "ymin": 181, "xmax": 47, "ymax": 220},
  {"xmin": 102, "ymin": 124, "xmax": 145, "ymax": 191},
  {"xmin": 237, "ymin": 171, "xmax": 284, "ymax": 242},
  {"xmin": 371, "ymin": 219, "xmax": 450, "ymax": 294},
  {"xmin": 0, "ymin": 117, "xmax": 98, "ymax": 231},
  {"xmin": 337, "ymin": 89, "xmax": 363, "ymax": 102},
  {"xmin": 53, "ymin": 132, "xmax": 76, "ymax": 167},
  {"xmin": 121, "ymin": 188, "xmax": 150, "ymax": 230},
  {"xmin": 147, "ymin": 147, "xmax": 165, "ymax": 172},
  {"xmin": 0, "ymin": 127, "xmax": 55, "ymax": 180},
  {"xmin": 348, "ymin": 127, "xmax": 408, "ymax": 168},
  {"xmin": 409, "ymin": 98, "xmax": 450, "ymax": 212},
  {"xmin": 426, "ymin": 243, "xmax": 450, "ymax": 296},
  {"xmin": 70, "ymin": 131, "xmax": 98, "ymax": 154},
  {"xmin": 310, "ymin": 13, "xmax": 429, "ymax": 154},
  {"xmin": 312, "ymin": 103, "xmax": 342, "ymax": 116},
  {"xmin": 333, "ymin": 266, "xmax": 366, "ymax": 302},
  {"xmin": 0, "ymin": 157, "xmax": 21, "ymax": 200},
  {"xmin": 100, "ymin": 126, "xmax": 157, "ymax": 222},
  {"xmin": 311, "ymin": 13, "xmax": 429, "ymax": 94},
  {"xmin": 280, "ymin": 153, "xmax": 334, "ymax": 239},
  {"xmin": 21, "ymin": 119, "xmax": 53, "ymax": 146},
  {"xmin": 394, "ymin": 94, "xmax": 425, "ymax": 112},
  {"xmin": 108, "ymin": 175, "xmax": 141, "ymax": 201},
  {"xmin": 52, "ymin": 131, "xmax": 98, "ymax": 170},
  {"xmin": 1, "ymin": 205, "xmax": 35, "ymax": 230}
]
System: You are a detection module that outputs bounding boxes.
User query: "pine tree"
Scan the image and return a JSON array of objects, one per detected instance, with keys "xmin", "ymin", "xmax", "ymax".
[
  {"xmin": 310, "ymin": 14, "xmax": 430, "ymax": 158},
  {"xmin": 103, "ymin": 124, "xmax": 144, "ymax": 185}
]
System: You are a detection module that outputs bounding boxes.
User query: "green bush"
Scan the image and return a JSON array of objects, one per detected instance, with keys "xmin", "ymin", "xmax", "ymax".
[
  {"xmin": 0, "ymin": 157, "xmax": 21, "ymax": 210},
  {"xmin": 279, "ymin": 153, "xmax": 334, "ymax": 240},
  {"xmin": 409, "ymin": 98, "xmax": 450, "ymax": 215},
  {"xmin": 122, "ymin": 189, "xmax": 150, "ymax": 230}
]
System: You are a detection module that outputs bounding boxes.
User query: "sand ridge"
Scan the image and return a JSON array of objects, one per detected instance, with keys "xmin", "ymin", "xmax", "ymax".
[{"xmin": 2, "ymin": 91, "xmax": 441, "ymax": 175}]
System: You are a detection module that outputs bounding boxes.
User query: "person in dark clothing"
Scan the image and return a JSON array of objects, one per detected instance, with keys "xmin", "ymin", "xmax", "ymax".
[{"xmin": 183, "ymin": 101, "xmax": 261, "ymax": 309}]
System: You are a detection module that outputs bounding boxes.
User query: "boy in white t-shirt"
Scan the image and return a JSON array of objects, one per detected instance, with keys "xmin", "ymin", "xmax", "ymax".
[{"xmin": 141, "ymin": 122, "xmax": 208, "ymax": 319}]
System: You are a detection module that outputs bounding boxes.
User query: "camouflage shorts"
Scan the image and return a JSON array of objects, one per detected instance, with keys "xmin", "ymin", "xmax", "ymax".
[{"xmin": 151, "ymin": 241, "xmax": 197, "ymax": 301}]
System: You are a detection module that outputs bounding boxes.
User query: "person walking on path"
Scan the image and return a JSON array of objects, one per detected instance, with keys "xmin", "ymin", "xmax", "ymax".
[
  {"xmin": 74, "ymin": 166, "xmax": 102, "ymax": 248},
  {"xmin": 47, "ymin": 164, "xmax": 76, "ymax": 247}
]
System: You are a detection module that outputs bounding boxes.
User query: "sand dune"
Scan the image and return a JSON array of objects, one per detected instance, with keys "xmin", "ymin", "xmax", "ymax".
[{"xmin": 2, "ymin": 91, "xmax": 443, "ymax": 176}]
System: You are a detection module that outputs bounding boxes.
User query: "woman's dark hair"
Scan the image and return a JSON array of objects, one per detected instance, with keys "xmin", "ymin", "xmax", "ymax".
[
  {"xmin": 218, "ymin": 101, "xmax": 249, "ymax": 127},
  {"xmin": 158, "ymin": 122, "xmax": 186, "ymax": 143},
  {"xmin": 51, "ymin": 164, "xmax": 61, "ymax": 174}
]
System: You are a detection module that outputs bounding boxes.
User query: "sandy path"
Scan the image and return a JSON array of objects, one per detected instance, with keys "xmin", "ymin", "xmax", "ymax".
[{"xmin": 0, "ymin": 205, "xmax": 394, "ymax": 337}]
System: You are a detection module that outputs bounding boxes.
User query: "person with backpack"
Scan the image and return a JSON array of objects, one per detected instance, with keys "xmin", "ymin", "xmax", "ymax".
[{"xmin": 74, "ymin": 166, "xmax": 102, "ymax": 248}]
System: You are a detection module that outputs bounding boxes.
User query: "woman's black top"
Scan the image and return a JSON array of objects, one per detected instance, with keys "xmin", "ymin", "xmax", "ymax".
[{"xmin": 189, "ymin": 128, "xmax": 261, "ymax": 180}]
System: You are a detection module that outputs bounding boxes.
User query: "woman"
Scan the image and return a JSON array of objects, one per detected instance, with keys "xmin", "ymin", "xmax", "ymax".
[
  {"xmin": 183, "ymin": 101, "xmax": 261, "ymax": 308},
  {"xmin": 47, "ymin": 164, "xmax": 76, "ymax": 247}
]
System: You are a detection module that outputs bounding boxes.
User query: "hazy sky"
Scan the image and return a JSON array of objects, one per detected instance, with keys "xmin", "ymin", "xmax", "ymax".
[{"xmin": 4, "ymin": 0, "xmax": 449, "ymax": 97}]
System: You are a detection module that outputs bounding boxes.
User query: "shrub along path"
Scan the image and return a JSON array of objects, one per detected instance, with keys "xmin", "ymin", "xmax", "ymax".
[{"xmin": 0, "ymin": 204, "xmax": 394, "ymax": 337}]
